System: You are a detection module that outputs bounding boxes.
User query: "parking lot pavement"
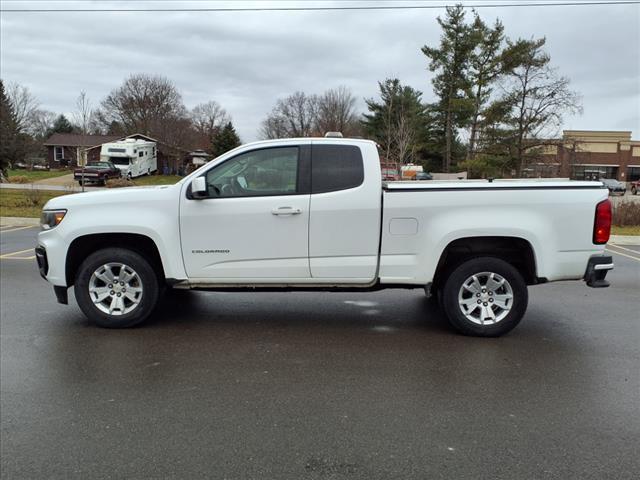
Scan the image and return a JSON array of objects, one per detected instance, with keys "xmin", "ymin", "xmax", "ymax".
[
  {"xmin": 0, "ymin": 224, "xmax": 39, "ymax": 259},
  {"xmin": 1, "ymin": 228, "xmax": 639, "ymax": 479}
]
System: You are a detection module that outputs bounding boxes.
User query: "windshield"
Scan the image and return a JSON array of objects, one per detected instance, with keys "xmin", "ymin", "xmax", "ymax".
[
  {"xmin": 110, "ymin": 157, "xmax": 131, "ymax": 166},
  {"xmin": 87, "ymin": 162, "xmax": 112, "ymax": 169}
]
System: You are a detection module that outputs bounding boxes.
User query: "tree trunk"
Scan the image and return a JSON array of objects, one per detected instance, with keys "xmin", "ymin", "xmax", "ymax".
[
  {"xmin": 444, "ymin": 89, "xmax": 454, "ymax": 172},
  {"xmin": 467, "ymin": 84, "xmax": 483, "ymax": 161}
]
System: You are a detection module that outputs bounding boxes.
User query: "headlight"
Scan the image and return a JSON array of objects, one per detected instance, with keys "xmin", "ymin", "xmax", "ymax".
[{"xmin": 40, "ymin": 209, "xmax": 67, "ymax": 230}]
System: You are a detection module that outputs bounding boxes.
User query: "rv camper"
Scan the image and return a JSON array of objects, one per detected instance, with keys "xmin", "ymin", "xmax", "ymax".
[{"xmin": 100, "ymin": 138, "xmax": 157, "ymax": 179}]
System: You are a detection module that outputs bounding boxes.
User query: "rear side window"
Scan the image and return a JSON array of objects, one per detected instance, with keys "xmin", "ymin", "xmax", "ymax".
[{"xmin": 311, "ymin": 145, "xmax": 364, "ymax": 194}]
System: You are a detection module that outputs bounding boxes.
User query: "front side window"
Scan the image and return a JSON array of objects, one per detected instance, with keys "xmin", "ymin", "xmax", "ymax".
[
  {"xmin": 204, "ymin": 147, "xmax": 299, "ymax": 198},
  {"xmin": 54, "ymin": 146, "xmax": 64, "ymax": 161}
]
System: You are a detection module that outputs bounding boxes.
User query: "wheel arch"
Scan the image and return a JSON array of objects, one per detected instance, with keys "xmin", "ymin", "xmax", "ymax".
[
  {"xmin": 431, "ymin": 236, "xmax": 539, "ymax": 292},
  {"xmin": 66, "ymin": 233, "xmax": 165, "ymax": 287}
]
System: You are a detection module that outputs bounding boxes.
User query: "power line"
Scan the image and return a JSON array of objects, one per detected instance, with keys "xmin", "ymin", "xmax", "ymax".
[{"xmin": 1, "ymin": 1, "xmax": 639, "ymax": 13}]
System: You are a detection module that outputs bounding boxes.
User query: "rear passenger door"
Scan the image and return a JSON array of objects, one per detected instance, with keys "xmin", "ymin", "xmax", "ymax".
[{"xmin": 308, "ymin": 142, "xmax": 381, "ymax": 282}]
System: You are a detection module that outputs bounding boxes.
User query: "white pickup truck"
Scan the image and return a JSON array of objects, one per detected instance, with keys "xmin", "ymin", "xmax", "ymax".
[{"xmin": 36, "ymin": 138, "xmax": 614, "ymax": 336}]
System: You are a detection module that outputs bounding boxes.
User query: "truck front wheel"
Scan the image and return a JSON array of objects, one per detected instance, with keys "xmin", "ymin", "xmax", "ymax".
[
  {"xmin": 74, "ymin": 248, "xmax": 160, "ymax": 328},
  {"xmin": 441, "ymin": 257, "xmax": 528, "ymax": 337}
]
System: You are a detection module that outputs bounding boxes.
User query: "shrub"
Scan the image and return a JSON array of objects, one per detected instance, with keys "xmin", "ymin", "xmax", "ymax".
[
  {"xmin": 8, "ymin": 175, "xmax": 30, "ymax": 184},
  {"xmin": 106, "ymin": 178, "xmax": 136, "ymax": 188},
  {"xmin": 22, "ymin": 188, "xmax": 43, "ymax": 208},
  {"xmin": 612, "ymin": 200, "xmax": 640, "ymax": 227}
]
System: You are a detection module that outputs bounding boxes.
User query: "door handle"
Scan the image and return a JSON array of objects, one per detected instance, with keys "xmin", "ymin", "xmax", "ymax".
[{"xmin": 271, "ymin": 207, "xmax": 302, "ymax": 215}]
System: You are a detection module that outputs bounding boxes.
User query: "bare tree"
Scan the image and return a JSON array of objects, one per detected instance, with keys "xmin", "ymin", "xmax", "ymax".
[
  {"xmin": 6, "ymin": 82, "xmax": 39, "ymax": 132},
  {"xmin": 73, "ymin": 91, "xmax": 93, "ymax": 191},
  {"xmin": 27, "ymin": 109, "xmax": 56, "ymax": 139},
  {"xmin": 260, "ymin": 115, "xmax": 289, "ymax": 140},
  {"xmin": 394, "ymin": 111, "xmax": 418, "ymax": 165},
  {"xmin": 316, "ymin": 86, "xmax": 359, "ymax": 136},
  {"xmin": 260, "ymin": 91, "xmax": 319, "ymax": 139},
  {"xmin": 190, "ymin": 101, "xmax": 230, "ymax": 148},
  {"xmin": 98, "ymin": 73, "xmax": 188, "ymax": 144},
  {"xmin": 501, "ymin": 38, "xmax": 582, "ymax": 175}
]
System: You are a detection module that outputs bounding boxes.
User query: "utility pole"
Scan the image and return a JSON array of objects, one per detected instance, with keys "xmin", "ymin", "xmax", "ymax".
[{"xmin": 74, "ymin": 91, "xmax": 92, "ymax": 193}]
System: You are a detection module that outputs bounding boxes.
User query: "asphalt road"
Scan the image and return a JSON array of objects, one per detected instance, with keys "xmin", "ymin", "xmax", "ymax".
[{"xmin": 1, "ymin": 226, "xmax": 639, "ymax": 480}]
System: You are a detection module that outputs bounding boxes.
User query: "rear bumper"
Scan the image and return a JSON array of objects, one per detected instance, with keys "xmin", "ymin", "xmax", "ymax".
[
  {"xmin": 584, "ymin": 255, "xmax": 613, "ymax": 288},
  {"xmin": 73, "ymin": 173, "xmax": 101, "ymax": 181}
]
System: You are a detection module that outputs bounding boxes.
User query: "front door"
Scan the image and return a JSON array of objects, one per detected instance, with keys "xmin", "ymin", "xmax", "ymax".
[{"xmin": 179, "ymin": 145, "xmax": 311, "ymax": 281}]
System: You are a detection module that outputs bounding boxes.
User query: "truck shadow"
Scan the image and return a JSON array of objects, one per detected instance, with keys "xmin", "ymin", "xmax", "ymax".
[{"xmin": 148, "ymin": 289, "xmax": 454, "ymax": 335}]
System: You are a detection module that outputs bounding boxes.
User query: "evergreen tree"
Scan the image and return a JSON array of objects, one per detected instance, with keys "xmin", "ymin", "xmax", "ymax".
[
  {"xmin": 0, "ymin": 79, "xmax": 23, "ymax": 175},
  {"xmin": 362, "ymin": 79, "xmax": 430, "ymax": 165},
  {"xmin": 210, "ymin": 121, "xmax": 241, "ymax": 157},
  {"xmin": 466, "ymin": 15, "xmax": 506, "ymax": 160},
  {"xmin": 422, "ymin": 4, "xmax": 477, "ymax": 172},
  {"xmin": 47, "ymin": 114, "xmax": 75, "ymax": 136}
]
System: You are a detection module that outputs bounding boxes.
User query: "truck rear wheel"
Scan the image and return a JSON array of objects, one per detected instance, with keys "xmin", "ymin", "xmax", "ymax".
[
  {"xmin": 74, "ymin": 248, "xmax": 160, "ymax": 328},
  {"xmin": 441, "ymin": 257, "xmax": 528, "ymax": 337}
]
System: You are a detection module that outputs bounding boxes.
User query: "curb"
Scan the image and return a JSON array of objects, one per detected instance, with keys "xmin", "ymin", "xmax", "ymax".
[{"xmin": 0, "ymin": 216, "xmax": 40, "ymax": 227}]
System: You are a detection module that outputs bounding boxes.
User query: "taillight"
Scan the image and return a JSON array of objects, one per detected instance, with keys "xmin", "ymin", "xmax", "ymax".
[{"xmin": 593, "ymin": 199, "xmax": 612, "ymax": 244}]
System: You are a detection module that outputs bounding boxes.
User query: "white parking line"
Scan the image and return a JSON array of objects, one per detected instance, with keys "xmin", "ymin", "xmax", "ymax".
[
  {"xmin": 0, "ymin": 248, "xmax": 35, "ymax": 259},
  {"xmin": 609, "ymin": 244, "xmax": 640, "ymax": 255},
  {"xmin": 605, "ymin": 248, "xmax": 640, "ymax": 263}
]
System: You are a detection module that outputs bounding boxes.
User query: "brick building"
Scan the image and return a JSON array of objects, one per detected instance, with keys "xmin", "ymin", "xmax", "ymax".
[
  {"xmin": 43, "ymin": 133, "xmax": 121, "ymax": 168},
  {"xmin": 530, "ymin": 130, "xmax": 640, "ymax": 183}
]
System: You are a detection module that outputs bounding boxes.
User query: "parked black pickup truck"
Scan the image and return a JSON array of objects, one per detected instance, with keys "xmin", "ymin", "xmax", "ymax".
[{"xmin": 74, "ymin": 161, "xmax": 121, "ymax": 185}]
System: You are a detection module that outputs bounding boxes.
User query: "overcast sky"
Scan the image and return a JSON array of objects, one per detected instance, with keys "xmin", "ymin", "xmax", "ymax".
[{"xmin": 1, "ymin": 0, "xmax": 639, "ymax": 142}]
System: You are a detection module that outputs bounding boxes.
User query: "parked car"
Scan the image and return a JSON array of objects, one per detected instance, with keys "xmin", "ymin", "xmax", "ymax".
[
  {"xmin": 630, "ymin": 180, "xmax": 640, "ymax": 195},
  {"xmin": 600, "ymin": 178, "xmax": 626, "ymax": 195},
  {"xmin": 37, "ymin": 138, "xmax": 613, "ymax": 337},
  {"xmin": 413, "ymin": 172, "xmax": 433, "ymax": 180},
  {"xmin": 74, "ymin": 161, "xmax": 121, "ymax": 186}
]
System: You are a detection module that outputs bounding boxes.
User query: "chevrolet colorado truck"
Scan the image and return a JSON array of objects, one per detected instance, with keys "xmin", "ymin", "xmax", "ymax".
[{"xmin": 36, "ymin": 138, "xmax": 614, "ymax": 336}]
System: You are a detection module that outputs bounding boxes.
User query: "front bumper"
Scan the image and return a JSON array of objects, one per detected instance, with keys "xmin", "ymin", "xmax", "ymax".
[
  {"xmin": 35, "ymin": 245, "xmax": 48, "ymax": 278},
  {"xmin": 35, "ymin": 246, "xmax": 68, "ymax": 304},
  {"xmin": 584, "ymin": 255, "xmax": 613, "ymax": 288}
]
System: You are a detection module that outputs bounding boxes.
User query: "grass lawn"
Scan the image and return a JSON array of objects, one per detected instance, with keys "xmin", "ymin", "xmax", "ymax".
[
  {"xmin": 611, "ymin": 225, "xmax": 640, "ymax": 236},
  {"xmin": 132, "ymin": 175, "xmax": 182, "ymax": 186},
  {"xmin": 0, "ymin": 189, "xmax": 71, "ymax": 218},
  {"xmin": 7, "ymin": 169, "xmax": 70, "ymax": 182}
]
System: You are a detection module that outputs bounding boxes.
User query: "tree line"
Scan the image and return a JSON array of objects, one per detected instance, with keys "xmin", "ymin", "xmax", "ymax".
[
  {"xmin": 261, "ymin": 4, "xmax": 581, "ymax": 177},
  {"xmin": 2, "ymin": 4, "xmax": 581, "ymax": 178},
  {"xmin": 0, "ymin": 74, "xmax": 241, "ymax": 174}
]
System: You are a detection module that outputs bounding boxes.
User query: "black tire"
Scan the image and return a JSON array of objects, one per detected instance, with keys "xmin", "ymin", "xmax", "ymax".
[
  {"xmin": 441, "ymin": 257, "xmax": 528, "ymax": 337},
  {"xmin": 78, "ymin": 180, "xmax": 83, "ymax": 186},
  {"xmin": 74, "ymin": 248, "xmax": 160, "ymax": 328}
]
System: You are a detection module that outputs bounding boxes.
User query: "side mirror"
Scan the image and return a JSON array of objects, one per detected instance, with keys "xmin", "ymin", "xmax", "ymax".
[{"xmin": 191, "ymin": 176, "xmax": 208, "ymax": 199}]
